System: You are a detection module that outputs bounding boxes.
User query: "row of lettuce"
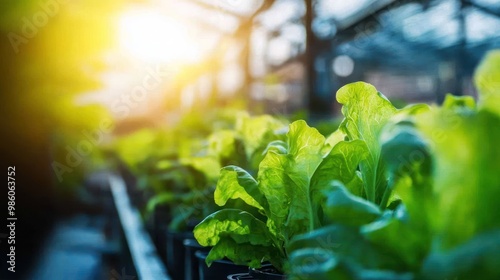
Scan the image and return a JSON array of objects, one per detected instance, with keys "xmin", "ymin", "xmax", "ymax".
[{"xmin": 109, "ymin": 51, "xmax": 500, "ymax": 279}]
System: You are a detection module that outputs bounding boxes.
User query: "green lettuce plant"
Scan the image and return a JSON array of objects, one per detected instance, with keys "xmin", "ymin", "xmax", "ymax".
[
  {"xmin": 335, "ymin": 82, "xmax": 430, "ymax": 209},
  {"xmin": 286, "ymin": 84, "xmax": 431, "ymax": 279},
  {"xmin": 288, "ymin": 51, "xmax": 500, "ymax": 280},
  {"xmin": 193, "ymin": 118, "xmax": 374, "ymax": 271}
]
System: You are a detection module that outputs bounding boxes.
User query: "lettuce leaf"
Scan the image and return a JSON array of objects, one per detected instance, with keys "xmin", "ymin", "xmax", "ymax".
[
  {"xmin": 257, "ymin": 120, "xmax": 326, "ymax": 237},
  {"xmin": 194, "ymin": 209, "xmax": 271, "ymax": 247},
  {"xmin": 214, "ymin": 165, "xmax": 267, "ymax": 211},
  {"xmin": 322, "ymin": 181, "xmax": 381, "ymax": 227},
  {"xmin": 336, "ymin": 82, "xmax": 397, "ymax": 206},
  {"xmin": 195, "ymin": 120, "xmax": 350, "ymax": 271}
]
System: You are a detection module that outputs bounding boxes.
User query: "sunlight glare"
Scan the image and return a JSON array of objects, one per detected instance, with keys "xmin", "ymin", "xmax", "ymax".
[{"xmin": 118, "ymin": 8, "xmax": 201, "ymax": 64}]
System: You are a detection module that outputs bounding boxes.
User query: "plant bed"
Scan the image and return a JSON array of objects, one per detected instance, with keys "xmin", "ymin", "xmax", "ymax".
[
  {"xmin": 195, "ymin": 251, "xmax": 249, "ymax": 280},
  {"xmin": 148, "ymin": 204, "xmax": 171, "ymax": 263},
  {"xmin": 166, "ymin": 229, "xmax": 195, "ymax": 280},
  {"xmin": 184, "ymin": 238, "xmax": 211, "ymax": 280}
]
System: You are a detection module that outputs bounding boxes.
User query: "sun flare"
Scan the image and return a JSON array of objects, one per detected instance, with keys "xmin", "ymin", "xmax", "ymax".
[{"xmin": 118, "ymin": 8, "xmax": 201, "ymax": 64}]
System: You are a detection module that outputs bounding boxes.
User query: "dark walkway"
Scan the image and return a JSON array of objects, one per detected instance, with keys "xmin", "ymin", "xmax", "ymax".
[
  {"xmin": 26, "ymin": 214, "xmax": 124, "ymax": 280},
  {"xmin": 10, "ymin": 171, "xmax": 169, "ymax": 280},
  {"xmin": 22, "ymin": 172, "xmax": 132, "ymax": 280}
]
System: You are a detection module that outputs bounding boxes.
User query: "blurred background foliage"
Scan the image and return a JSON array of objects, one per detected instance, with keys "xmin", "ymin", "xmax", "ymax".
[
  {"xmin": 1, "ymin": 0, "xmax": 124, "ymax": 192},
  {"xmin": 0, "ymin": 1, "xmax": 128, "ymax": 271}
]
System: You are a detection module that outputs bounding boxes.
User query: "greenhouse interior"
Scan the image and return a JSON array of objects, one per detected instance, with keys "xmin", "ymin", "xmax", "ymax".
[{"xmin": 2, "ymin": 0, "xmax": 500, "ymax": 279}]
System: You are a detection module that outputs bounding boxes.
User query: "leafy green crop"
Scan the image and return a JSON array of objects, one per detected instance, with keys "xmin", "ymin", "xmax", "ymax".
[
  {"xmin": 286, "ymin": 92, "xmax": 432, "ymax": 278},
  {"xmin": 143, "ymin": 113, "xmax": 287, "ymax": 230},
  {"xmin": 111, "ymin": 50, "xmax": 500, "ymax": 279},
  {"xmin": 288, "ymin": 51, "xmax": 500, "ymax": 279},
  {"xmin": 195, "ymin": 120, "xmax": 327, "ymax": 271},
  {"xmin": 194, "ymin": 118, "xmax": 376, "ymax": 271},
  {"xmin": 194, "ymin": 83, "xmax": 419, "ymax": 272}
]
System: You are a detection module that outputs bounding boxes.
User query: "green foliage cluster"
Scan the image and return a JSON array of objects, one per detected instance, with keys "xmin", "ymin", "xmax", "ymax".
[
  {"xmin": 191, "ymin": 50, "xmax": 500, "ymax": 279},
  {"xmin": 112, "ymin": 110, "xmax": 288, "ymax": 231},
  {"xmin": 109, "ymin": 50, "xmax": 500, "ymax": 278}
]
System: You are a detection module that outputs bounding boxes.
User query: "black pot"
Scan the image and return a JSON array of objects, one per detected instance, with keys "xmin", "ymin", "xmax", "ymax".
[
  {"xmin": 151, "ymin": 205, "xmax": 171, "ymax": 263},
  {"xmin": 195, "ymin": 251, "xmax": 248, "ymax": 280},
  {"xmin": 128, "ymin": 187, "xmax": 151, "ymax": 209},
  {"xmin": 249, "ymin": 264, "xmax": 286, "ymax": 280},
  {"xmin": 183, "ymin": 239, "xmax": 210, "ymax": 280},
  {"xmin": 227, "ymin": 273, "xmax": 254, "ymax": 280},
  {"xmin": 117, "ymin": 164, "xmax": 142, "ymax": 207},
  {"xmin": 125, "ymin": 180, "xmax": 142, "ymax": 208},
  {"xmin": 166, "ymin": 230, "xmax": 194, "ymax": 280}
]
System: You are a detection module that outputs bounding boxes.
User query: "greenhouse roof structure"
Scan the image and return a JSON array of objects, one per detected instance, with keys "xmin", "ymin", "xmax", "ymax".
[
  {"xmin": 327, "ymin": 0, "xmax": 500, "ymax": 69},
  {"xmin": 166, "ymin": 0, "xmax": 500, "ymax": 65},
  {"xmin": 156, "ymin": 0, "xmax": 500, "ymax": 114}
]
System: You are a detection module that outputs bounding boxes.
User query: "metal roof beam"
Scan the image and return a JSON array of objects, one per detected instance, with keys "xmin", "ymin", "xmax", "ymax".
[{"xmin": 464, "ymin": 0, "xmax": 500, "ymax": 18}]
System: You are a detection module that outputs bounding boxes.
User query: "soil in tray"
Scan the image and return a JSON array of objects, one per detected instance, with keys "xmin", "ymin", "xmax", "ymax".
[{"xmin": 195, "ymin": 250, "xmax": 248, "ymax": 280}]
